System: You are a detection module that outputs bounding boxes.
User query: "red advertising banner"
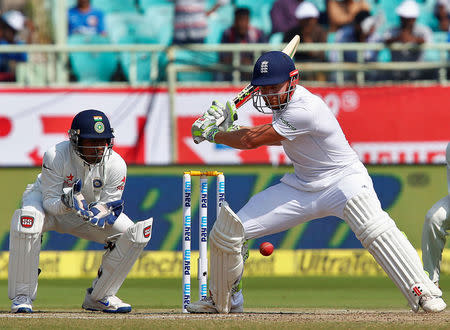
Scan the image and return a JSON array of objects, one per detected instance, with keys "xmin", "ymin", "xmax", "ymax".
[
  {"xmin": 0, "ymin": 86, "xmax": 448, "ymax": 165},
  {"xmin": 177, "ymin": 86, "xmax": 450, "ymax": 165}
]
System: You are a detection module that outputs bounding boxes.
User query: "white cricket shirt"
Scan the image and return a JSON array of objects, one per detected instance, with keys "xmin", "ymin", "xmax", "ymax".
[{"xmin": 272, "ymin": 85, "xmax": 365, "ymax": 191}]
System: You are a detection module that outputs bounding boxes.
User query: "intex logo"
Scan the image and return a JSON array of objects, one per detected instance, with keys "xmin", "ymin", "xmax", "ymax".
[
  {"xmin": 143, "ymin": 225, "xmax": 152, "ymax": 238},
  {"xmin": 260, "ymin": 60, "xmax": 269, "ymax": 73},
  {"xmin": 20, "ymin": 216, "xmax": 34, "ymax": 228}
]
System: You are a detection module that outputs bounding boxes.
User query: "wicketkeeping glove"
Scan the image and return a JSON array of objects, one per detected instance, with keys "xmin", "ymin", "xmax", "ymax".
[
  {"xmin": 87, "ymin": 199, "xmax": 124, "ymax": 228},
  {"xmin": 61, "ymin": 179, "xmax": 90, "ymax": 219}
]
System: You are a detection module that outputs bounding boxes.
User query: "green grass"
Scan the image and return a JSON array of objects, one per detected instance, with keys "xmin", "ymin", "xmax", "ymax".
[
  {"xmin": 1, "ymin": 276, "xmax": 449, "ymax": 329},
  {"xmin": 3, "ymin": 275, "xmax": 449, "ymax": 312}
]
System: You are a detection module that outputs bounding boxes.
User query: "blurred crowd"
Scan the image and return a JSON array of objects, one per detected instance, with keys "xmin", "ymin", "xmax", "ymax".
[{"xmin": 0, "ymin": 0, "xmax": 449, "ymax": 83}]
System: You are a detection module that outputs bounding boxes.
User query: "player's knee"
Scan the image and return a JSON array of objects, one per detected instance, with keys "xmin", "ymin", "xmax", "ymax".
[
  {"xmin": 122, "ymin": 218, "xmax": 153, "ymax": 246},
  {"xmin": 10, "ymin": 207, "xmax": 44, "ymax": 235},
  {"xmin": 343, "ymin": 191, "xmax": 396, "ymax": 248},
  {"xmin": 424, "ymin": 207, "xmax": 447, "ymax": 229}
]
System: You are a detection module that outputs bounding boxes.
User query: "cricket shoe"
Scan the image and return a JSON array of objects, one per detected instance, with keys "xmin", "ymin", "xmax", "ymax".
[
  {"xmin": 186, "ymin": 296, "xmax": 243, "ymax": 313},
  {"xmin": 419, "ymin": 295, "xmax": 446, "ymax": 313},
  {"xmin": 82, "ymin": 288, "xmax": 131, "ymax": 313},
  {"xmin": 11, "ymin": 295, "xmax": 33, "ymax": 313}
]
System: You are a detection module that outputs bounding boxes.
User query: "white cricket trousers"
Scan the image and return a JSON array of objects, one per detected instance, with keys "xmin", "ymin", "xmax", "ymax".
[
  {"xmin": 22, "ymin": 188, "xmax": 134, "ymax": 243},
  {"xmin": 237, "ymin": 172, "xmax": 374, "ymax": 240}
]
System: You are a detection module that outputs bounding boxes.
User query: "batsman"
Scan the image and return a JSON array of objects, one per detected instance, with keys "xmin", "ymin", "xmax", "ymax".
[
  {"xmin": 190, "ymin": 51, "xmax": 446, "ymax": 313},
  {"xmin": 8, "ymin": 109, "xmax": 153, "ymax": 313}
]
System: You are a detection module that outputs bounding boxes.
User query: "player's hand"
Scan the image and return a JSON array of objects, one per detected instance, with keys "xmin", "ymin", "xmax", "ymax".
[
  {"xmin": 192, "ymin": 115, "xmax": 220, "ymax": 144},
  {"xmin": 61, "ymin": 179, "xmax": 90, "ymax": 219},
  {"xmin": 208, "ymin": 100, "xmax": 238, "ymax": 132},
  {"xmin": 87, "ymin": 199, "xmax": 124, "ymax": 228}
]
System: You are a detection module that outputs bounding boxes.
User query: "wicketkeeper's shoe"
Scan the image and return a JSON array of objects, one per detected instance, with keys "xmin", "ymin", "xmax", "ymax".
[
  {"xmin": 419, "ymin": 295, "xmax": 446, "ymax": 313},
  {"xmin": 11, "ymin": 295, "xmax": 33, "ymax": 313},
  {"xmin": 82, "ymin": 288, "xmax": 132, "ymax": 313},
  {"xmin": 186, "ymin": 296, "xmax": 243, "ymax": 313}
]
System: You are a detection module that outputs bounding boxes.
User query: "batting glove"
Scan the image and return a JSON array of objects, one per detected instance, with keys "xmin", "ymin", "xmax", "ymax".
[
  {"xmin": 192, "ymin": 114, "xmax": 220, "ymax": 144},
  {"xmin": 207, "ymin": 100, "xmax": 238, "ymax": 132}
]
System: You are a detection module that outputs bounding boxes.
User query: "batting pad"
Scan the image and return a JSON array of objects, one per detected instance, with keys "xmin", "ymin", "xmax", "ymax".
[
  {"xmin": 344, "ymin": 191, "xmax": 442, "ymax": 312},
  {"xmin": 209, "ymin": 202, "xmax": 245, "ymax": 313},
  {"xmin": 8, "ymin": 207, "xmax": 44, "ymax": 300},
  {"xmin": 91, "ymin": 218, "xmax": 153, "ymax": 300}
]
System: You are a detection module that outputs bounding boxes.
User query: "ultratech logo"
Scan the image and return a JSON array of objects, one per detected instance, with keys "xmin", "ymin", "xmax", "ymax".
[
  {"xmin": 20, "ymin": 216, "xmax": 34, "ymax": 228},
  {"xmin": 280, "ymin": 117, "xmax": 297, "ymax": 131}
]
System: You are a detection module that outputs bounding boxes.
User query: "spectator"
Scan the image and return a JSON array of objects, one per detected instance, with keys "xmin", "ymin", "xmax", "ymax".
[
  {"xmin": 435, "ymin": 0, "xmax": 450, "ymax": 32},
  {"xmin": 283, "ymin": 2, "xmax": 327, "ymax": 81},
  {"xmin": 0, "ymin": 10, "xmax": 28, "ymax": 82},
  {"xmin": 173, "ymin": 0, "xmax": 228, "ymax": 44},
  {"xmin": 329, "ymin": 10, "xmax": 384, "ymax": 81},
  {"xmin": 384, "ymin": 0, "xmax": 432, "ymax": 80},
  {"xmin": 270, "ymin": 0, "xmax": 303, "ymax": 34},
  {"xmin": 219, "ymin": 7, "xmax": 267, "ymax": 81},
  {"xmin": 68, "ymin": 0, "xmax": 106, "ymax": 36},
  {"xmin": 284, "ymin": 2, "xmax": 327, "ymax": 63},
  {"xmin": 327, "ymin": 0, "xmax": 371, "ymax": 32}
]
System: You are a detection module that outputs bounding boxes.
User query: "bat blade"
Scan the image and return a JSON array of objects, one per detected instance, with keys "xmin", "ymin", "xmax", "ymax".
[{"xmin": 193, "ymin": 35, "xmax": 300, "ymax": 144}]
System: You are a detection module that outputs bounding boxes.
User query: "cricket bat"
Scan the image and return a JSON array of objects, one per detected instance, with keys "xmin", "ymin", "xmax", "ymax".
[{"xmin": 194, "ymin": 35, "xmax": 300, "ymax": 144}]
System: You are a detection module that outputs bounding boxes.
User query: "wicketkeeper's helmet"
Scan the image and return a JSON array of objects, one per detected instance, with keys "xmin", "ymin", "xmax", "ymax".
[
  {"xmin": 251, "ymin": 51, "xmax": 299, "ymax": 113},
  {"xmin": 69, "ymin": 109, "xmax": 114, "ymax": 165}
]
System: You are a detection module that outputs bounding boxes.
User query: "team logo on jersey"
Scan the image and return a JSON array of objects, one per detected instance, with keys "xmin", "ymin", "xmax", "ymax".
[
  {"xmin": 64, "ymin": 173, "xmax": 74, "ymax": 186},
  {"xmin": 260, "ymin": 61, "xmax": 269, "ymax": 73},
  {"xmin": 20, "ymin": 216, "xmax": 34, "ymax": 228},
  {"xmin": 93, "ymin": 178, "xmax": 103, "ymax": 188},
  {"xmin": 94, "ymin": 122, "xmax": 105, "ymax": 133},
  {"xmin": 143, "ymin": 225, "xmax": 152, "ymax": 238}
]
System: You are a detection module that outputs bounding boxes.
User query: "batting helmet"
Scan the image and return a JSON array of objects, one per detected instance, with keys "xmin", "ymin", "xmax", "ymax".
[
  {"xmin": 251, "ymin": 51, "xmax": 299, "ymax": 113},
  {"xmin": 69, "ymin": 109, "xmax": 114, "ymax": 165}
]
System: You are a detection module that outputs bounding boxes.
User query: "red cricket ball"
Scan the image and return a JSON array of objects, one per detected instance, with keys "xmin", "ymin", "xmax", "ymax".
[{"xmin": 259, "ymin": 242, "xmax": 274, "ymax": 256}]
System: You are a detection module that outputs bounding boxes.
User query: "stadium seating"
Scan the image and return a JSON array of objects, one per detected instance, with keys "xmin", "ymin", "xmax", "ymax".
[
  {"xmin": 118, "ymin": 35, "xmax": 163, "ymax": 83},
  {"xmin": 91, "ymin": 0, "xmax": 137, "ymax": 13},
  {"xmin": 68, "ymin": 34, "xmax": 119, "ymax": 83},
  {"xmin": 206, "ymin": 4, "xmax": 234, "ymax": 44},
  {"xmin": 235, "ymin": 0, "xmax": 273, "ymax": 35}
]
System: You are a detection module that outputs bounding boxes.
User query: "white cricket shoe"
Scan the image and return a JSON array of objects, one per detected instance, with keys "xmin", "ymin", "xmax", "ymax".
[
  {"xmin": 186, "ymin": 296, "xmax": 243, "ymax": 313},
  {"xmin": 82, "ymin": 288, "xmax": 131, "ymax": 313},
  {"xmin": 420, "ymin": 295, "xmax": 447, "ymax": 313},
  {"xmin": 11, "ymin": 295, "xmax": 33, "ymax": 313}
]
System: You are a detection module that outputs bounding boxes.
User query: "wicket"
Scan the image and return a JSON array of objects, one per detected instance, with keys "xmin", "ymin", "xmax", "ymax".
[{"xmin": 182, "ymin": 170, "xmax": 225, "ymax": 313}]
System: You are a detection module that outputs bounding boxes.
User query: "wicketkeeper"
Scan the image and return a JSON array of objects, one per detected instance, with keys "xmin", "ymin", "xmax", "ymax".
[
  {"xmin": 422, "ymin": 142, "xmax": 450, "ymax": 288},
  {"xmin": 189, "ymin": 51, "xmax": 446, "ymax": 313},
  {"xmin": 8, "ymin": 109, "xmax": 153, "ymax": 313}
]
